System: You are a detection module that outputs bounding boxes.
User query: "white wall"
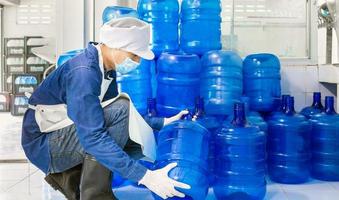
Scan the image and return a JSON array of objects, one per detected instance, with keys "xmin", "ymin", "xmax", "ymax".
[
  {"xmin": 280, "ymin": 64, "xmax": 336, "ymax": 112},
  {"xmin": 3, "ymin": 0, "xmax": 56, "ymax": 38},
  {"xmin": 55, "ymin": 0, "xmax": 84, "ymax": 55}
]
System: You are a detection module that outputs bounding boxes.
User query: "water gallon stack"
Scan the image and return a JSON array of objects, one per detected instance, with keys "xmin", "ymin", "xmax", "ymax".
[
  {"xmin": 267, "ymin": 96, "xmax": 311, "ymax": 184},
  {"xmin": 138, "ymin": 0, "xmax": 179, "ymax": 57},
  {"xmin": 200, "ymin": 50, "xmax": 243, "ymax": 118},
  {"xmin": 310, "ymin": 96, "xmax": 339, "ymax": 181},
  {"xmin": 214, "ymin": 102, "xmax": 266, "ymax": 200},
  {"xmin": 180, "ymin": 0, "xmax": 222, "ymax": 55},
  {"xmin": 243, "ymin": 53, "xmax": 281, "ymax": 112},
  {"xmin": 300, "ymin": 92, "xmax": 324, "ymax": 119},
  {"xmin": 156, "ymin": 52, "xmax": 201, "ymax": 117},
  {"xmin": 102, "ymin": 6, "xmax": 153, "ymax": 115},
  {"xmin": 154, "ymin": 119, "xmax": 210, "ymax": 200}
]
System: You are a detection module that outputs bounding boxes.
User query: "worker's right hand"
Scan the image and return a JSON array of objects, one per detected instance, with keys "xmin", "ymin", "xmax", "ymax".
[{"xmin": 138, "ymin": 163, "xmax": 191, "ymax": 199}]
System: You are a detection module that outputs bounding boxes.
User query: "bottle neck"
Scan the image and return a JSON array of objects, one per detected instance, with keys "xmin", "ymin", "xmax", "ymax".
[
  {"xmin": 147, "ymin": 98, "xmax": 157, "ymax": 117},
  {"xmin": 241, "ymin": 97, "xmax": 251, "ymax": 114},
  {"xmin": 312, "ymin": 93, "xmax": 323, "ymax": 109},
  {"xmin": 285, "ymin": 97, "xmax": 296, "ymax": 115},
  {"xmin": 325, "ymin": 96, "xmax": 336, "ymax": 115},
  {"xmin": 194, "ymin": 97, "xmax": 205, "ymax": 118},
  {"xmin": 281, "ymin": 95, "xmax": 290, "ymax": 112},
  {"xmin": 232, "ymin": 103, "xmax": 247, "ymax": 127}
]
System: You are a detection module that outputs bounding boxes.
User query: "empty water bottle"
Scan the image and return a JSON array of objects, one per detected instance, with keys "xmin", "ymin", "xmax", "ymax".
[
  {"xmin": 200, "ymin": 50, "xmax": 243, "ymax": 117},
  {"xmin": 310, "ymin": 96, "xmax": 339, "ymax": 181},
  {"xmin": 154, "ymin": 119, "xmax": 210, "ymax": 200},
  {"xmin": 300, "ymin": 92, "xmax": 324, "ymax": 119},
  {"xmin": 180, "ymin": 0, "xmax": 222, "ymax": 55},
  {"xmin": 138, "ymin": 0, "xmax": 179, "ymax": 57},
  {"xmin": 214, "ymin": 102, "xmax": 266, "ymax": 200},
  {"xmin": 102, "ymin": 6, "xmax": 138, "ymax": 24},
  {"xmin": 156, "ymin": 52, "xmax": 201, "ymax": 117},
  {"xmin": 243, "ymin": 54, "xmax": 281, "ymax": 112},
  {"xmin": 267, "ymin": 96, "xmax": 311, "ymax": 184}
]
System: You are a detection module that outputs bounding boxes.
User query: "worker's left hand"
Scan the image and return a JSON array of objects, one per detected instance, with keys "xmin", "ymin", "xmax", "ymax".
[{"xmin": 163, "ymin": 110, "xmax": 189, "ymax": 126}]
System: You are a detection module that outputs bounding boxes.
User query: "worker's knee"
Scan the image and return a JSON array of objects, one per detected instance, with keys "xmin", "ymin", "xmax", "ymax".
[{"xmin": 103, "ymin": 98, "xmax": 130, "ymax": 125}]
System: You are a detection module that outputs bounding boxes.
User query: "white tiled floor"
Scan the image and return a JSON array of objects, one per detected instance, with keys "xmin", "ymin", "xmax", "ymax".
[
  {"xmin": 1, "ymin": 113, "xmax": 339, "ymax": 200},
  {"xmin": 0, "ymin": 113, "xmax": 25, "ymax": 160}
]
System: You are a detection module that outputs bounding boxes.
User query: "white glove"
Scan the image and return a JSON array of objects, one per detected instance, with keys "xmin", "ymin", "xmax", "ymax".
[
  {"xmin": 138, "ymin": 163, "xmax": 191, "ymax": 199},
  {"xmin": 164, "ymin": 110, "xmax": 190, "ymax": 126}
]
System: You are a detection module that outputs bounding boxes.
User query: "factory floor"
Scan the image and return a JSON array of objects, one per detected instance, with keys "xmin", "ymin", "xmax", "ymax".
[{"xmin": 0, "ymin": 113, "xmax": 339, "ymax": 200}]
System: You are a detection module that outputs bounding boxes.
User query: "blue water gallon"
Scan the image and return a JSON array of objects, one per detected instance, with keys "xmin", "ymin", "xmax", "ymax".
[
  {"xmin": 117, "ymin": 59, "xmax": 153, "ymax": 115},
  {"xmin": 310, "ymin": 96, "xmax": 339, "ymax": 181},
  {"xmin": 154, "ymin": 119, "xmax": 210, "ymax": 200},
  {"xmin": 138, "ymin": 0, "xmax": 179, "ymax": 57},
  {"xmin": 214, "ymin": 102, "xmax": 266, "ymax": 200},
  {"xmin": 193, "ymin": 97, "xmax": 220, "ymax": 185},
  {"xmin": 57, "ymin": 49, "xmax": 84, "ymax": 68},
  {"xmin": 243, "ymin": 54, "xmax": 281, "ymax": 112},
  {"xmin": 156, "ymin": 52, "xmax": 201, "ymax": 117},
  {"xmin": 267, "ymin": 96, "xmax": 311, "ymax": 184},
  {"xmin": 300, "ymin": 92, "xmax": 324, "ymax": 119},
  {"xmin": 200, "ymin": 50, "xmax": 243, "ymax": 117},
  {"xmin": 102, "ymin": 6, "xmax": 138, "ymax": 24},
  {"xmin": 180, "ymin": 0, "xmax": 222, "ymax": 55}
]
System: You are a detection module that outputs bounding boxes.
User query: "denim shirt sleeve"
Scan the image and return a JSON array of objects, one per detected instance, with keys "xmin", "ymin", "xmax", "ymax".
[
  {"xmin": 66, "ymin": 66, "xmax": 147, "ymax": 182},
  {"xmin": 144, "ymin": 116, "xmax": 164, "ymax": 131}
]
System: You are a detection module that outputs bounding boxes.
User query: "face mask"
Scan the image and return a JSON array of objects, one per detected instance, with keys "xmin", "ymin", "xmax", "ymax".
[{"xmin": 116, "ymin": 57, "xmax": 140, "ymax": 74}]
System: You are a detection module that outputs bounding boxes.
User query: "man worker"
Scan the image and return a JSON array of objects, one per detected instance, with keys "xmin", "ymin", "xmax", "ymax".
[{"xmin": 21, "ymin": 17, "xmax": 190, "ymax": 200}]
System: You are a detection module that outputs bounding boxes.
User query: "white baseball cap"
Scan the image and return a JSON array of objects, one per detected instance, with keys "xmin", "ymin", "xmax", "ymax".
[{"xmin": 100, "ymin": 17, "xmax": 154, "ymax": 60}]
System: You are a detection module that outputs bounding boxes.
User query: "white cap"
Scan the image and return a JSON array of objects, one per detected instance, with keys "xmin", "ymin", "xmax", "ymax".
[{"xmin": 100, "ymin": 17, "xmax": 154, "ymax": 60}]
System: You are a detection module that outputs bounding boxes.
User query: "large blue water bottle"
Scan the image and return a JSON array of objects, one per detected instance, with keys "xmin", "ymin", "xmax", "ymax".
[
  {"xmin": 156, "ymin": 52, "xmax": 201, "ymax": 117},
  {"xmin": 267, "ymin": 96, "xmax": 311, "ymax": 184},
  {"xmin": 310, "ymin": 96, "xmax": 339, "ymax": 181},
  {"xmin": 214, "ymin": 102, "xmax": 266, "ymax": 200},
  {"xmin": 117, "ymin": 59, "xmax": 153, "ymax": 115},
  {"xmin": 300, "ymin": 92, "xmax": 324, "ymax": 119},
  {"xmin": 243, "ymin": 54, "xmax": 281, "ymax": 112},
  {"xmin": 138, "ymin": 0, "xmax": 179, "ymax": 57},
  {"xmin": 200, "ymin": 50, "xmax": 243, "ymax": 117},
  {"xmin": 193, "ymin": 97, "xmax": 220, "ymax": 184},
  {"xmin": 180, "ymin": 0, "xmax": 222, "ymax": 55},
  {"xmin": 154, "ymin": 119, "xmax": 210, "ymax": 200},
  {"xmin": 57, "ymin": 49, "xmax": 84, "ymax": 68},
  {"xmin": 102, "ymin": 6, "xmax": 138, "ymax": 24}
]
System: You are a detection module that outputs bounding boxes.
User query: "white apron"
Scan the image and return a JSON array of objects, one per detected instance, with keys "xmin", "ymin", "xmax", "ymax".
[{"xmin": 27, "ymin": 45, "xmax": 156, "ymax": 160}]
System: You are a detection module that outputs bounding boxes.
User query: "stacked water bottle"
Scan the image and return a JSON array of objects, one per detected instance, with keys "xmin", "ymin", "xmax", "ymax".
[
  {"xmin": 91, "ymin": 2, "xmax": 339, "ymax": 200},
  {"xmin": 10, "ymin": 75, "xmax": 39, "ymax": 116}
]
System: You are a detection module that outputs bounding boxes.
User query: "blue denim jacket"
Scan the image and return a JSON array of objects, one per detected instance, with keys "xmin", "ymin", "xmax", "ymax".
[{"xmin": 22, "ymin": 43, "xmax": 163, "ymax": 182}]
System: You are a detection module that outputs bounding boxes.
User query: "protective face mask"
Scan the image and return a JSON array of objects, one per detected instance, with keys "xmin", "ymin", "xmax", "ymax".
[{"xmin": 116, "ymin": 57, "xmax": 140, "ymax": 74}]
